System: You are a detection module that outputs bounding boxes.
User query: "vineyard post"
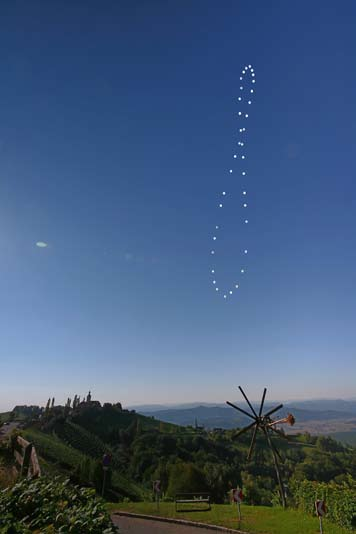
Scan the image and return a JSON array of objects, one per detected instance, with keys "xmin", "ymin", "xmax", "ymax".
[
  {"xmin": 102, "ymin": 454, "xmax": 111, "ymax": 498},
  {"xmin": 102, "ymin": 469, "xmax": 107, "ymax": 498},
  {"xmin": 153, "ymin": 480, "xmax": 161, "ymax": 511}
]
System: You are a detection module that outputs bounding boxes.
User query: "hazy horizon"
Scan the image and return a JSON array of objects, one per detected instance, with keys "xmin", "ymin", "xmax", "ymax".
[{"xmin": 3, "ymin": 393, "xmax": 356, "ymax": 414}]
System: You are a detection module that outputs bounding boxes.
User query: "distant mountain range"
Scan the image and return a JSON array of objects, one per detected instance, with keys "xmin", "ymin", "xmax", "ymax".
[{"xmin": 128, "ymin": 399, "xmax": 356, "ymax": 438}]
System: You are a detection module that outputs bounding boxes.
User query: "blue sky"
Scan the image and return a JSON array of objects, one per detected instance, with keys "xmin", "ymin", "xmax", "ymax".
[{"xmin": 1, "ymin": 1, "xmax": 356, "ymax": 411}]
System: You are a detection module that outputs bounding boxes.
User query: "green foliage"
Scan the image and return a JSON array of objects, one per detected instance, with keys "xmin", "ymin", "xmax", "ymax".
[
  {"xmin": 316, "ymin": 436, "xmax": 345, "ymax": 453},
  {"xmin": 22, "ymin": 428, "xmax": 84, "ymax": 470},
  {"xmin": 76, "ymin": 457, "xmax": 92, "ymax": 485},
  {"xmin": 0, "ymin": 412, "xmax": 11, "ymax": 424},
  {"xmin": 71, "ymin": 404, "xmax": 163, "ymax": 444},
  {"xmin": 166, "ymin": 462, "xmax": 208, "ymax": 497},
  {"xmin": 241, "ymin": 471, "xmax": 276, "ymax": 506},
  {"xmin": 55, "ymin": 421, "xmax": 112, "ymax": 463},
  {"xmin": 91, "ymin": 460, "xmax": 112, "ymax": 494},
  {"xmin": 203, "ymin": 462, "xmax": 237, "ymax": 502},
  {"xmin": 291, "ymin": 477, "xmax": 356, "ymax": 530},
  {"xmin": 22, "ymin": 427, "xmax": 147, "ymax": 501},
  {"xmin": 0, "ymin": 476, "xmax": 117, "ymax": 533},
  {"xmin": 21, "ymin": 404, "xmax": 356, "ymax": 514}
]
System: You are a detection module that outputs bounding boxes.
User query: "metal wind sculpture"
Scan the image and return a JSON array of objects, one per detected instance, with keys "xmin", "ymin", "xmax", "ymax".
[{"xmin": 227, "ymin": 386, "xmax": 295, "ymax": 508}]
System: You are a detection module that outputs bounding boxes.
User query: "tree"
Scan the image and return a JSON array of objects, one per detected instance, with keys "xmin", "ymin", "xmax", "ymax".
[
  {"xmin": 90, "ymin": 460, "xmax": 111, "ymax": 495},
  {"xmin": 167, "ymin": 463, "xmax": 208, "ymax": 497}
]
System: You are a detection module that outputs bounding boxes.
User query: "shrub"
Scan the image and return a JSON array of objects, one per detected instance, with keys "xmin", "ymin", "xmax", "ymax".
[
  {"xmin": 0, "ymin": 476, "xmax": 118, "ymax": 533},
  {"xmin": 291, "ymin": 477, "xmax": 356, "ymax": 530}
]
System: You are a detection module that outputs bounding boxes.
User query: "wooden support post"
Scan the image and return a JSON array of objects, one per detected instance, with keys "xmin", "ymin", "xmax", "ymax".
[
  {"xmin": 102, "ymin": 468, "xmax": 108, "ymax": 497},
  {"xmin": 264, "ymin": 428, "xmax": 286, "ymax": 508},
  {"xmin": 21, "ymin": 443, "xmax": 33, "ymax": 478}
]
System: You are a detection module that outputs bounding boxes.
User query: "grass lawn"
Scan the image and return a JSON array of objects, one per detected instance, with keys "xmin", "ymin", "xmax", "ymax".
[{"xmin": 108, "ymin": 502, "xmax": 351, "ymax": 534}]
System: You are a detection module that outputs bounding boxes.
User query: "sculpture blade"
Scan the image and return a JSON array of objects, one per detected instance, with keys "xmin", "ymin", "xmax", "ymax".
[
  {"xmin": 247, "ymin": 423, "xmax": 259, "ymax": 461},
  {"xmin": 264, "ymin": 403, "xmax": 283, "ymax": 418},
  {"xmin": 259, "ymin": 388, "xmax": 267, "ymax": 417},
  {"xmin": 226, "ymin": 401, "xmax": 256, "ymax": 421},
  {"xmin": 239, "ymin": 386, "xmax": 258, "ymax": 418},
  {"xmin": 233, "ymin": 421, "xmax": 256, "ymax": 438}
]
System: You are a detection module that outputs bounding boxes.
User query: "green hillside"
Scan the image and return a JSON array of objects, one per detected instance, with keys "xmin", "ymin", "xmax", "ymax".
[
  {"xmin": 3, "ymin": 400, "xmax": 356, "ymax": 531},
  {"xmin": 330, "ymin": 431, "xmax": 356, "ymax": 446},
  {"xmin": 22, "ymin": 426, "xmax": 148, "ymax": 501},
  {"xmin": 0, "ymin": 412, "xmax": 11, "ymax": 424},
  {"xmin": 15, "ymin": 400, "xmax": 181, "ymax": 501}
]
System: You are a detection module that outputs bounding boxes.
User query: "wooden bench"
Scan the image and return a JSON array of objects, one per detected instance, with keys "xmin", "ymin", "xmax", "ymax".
[{"xmin": 175, "ymin": 493, "xmax": 211, "ymax": 512}]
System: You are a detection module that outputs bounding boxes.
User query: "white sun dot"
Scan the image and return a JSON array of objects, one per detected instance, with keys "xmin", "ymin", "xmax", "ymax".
[
  {"xmin": 224, "ymin": 294, "xmax": 227, "ymax": 299},
  {"xmin": 208, "ymin": 63, "xmax": 256, "ymax": 292}
]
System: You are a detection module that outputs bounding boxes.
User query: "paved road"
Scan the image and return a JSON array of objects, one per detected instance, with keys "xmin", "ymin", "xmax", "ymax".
[{"xmin": 112, "ymin": 515, "xmax": 219, "ymax": 534}]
